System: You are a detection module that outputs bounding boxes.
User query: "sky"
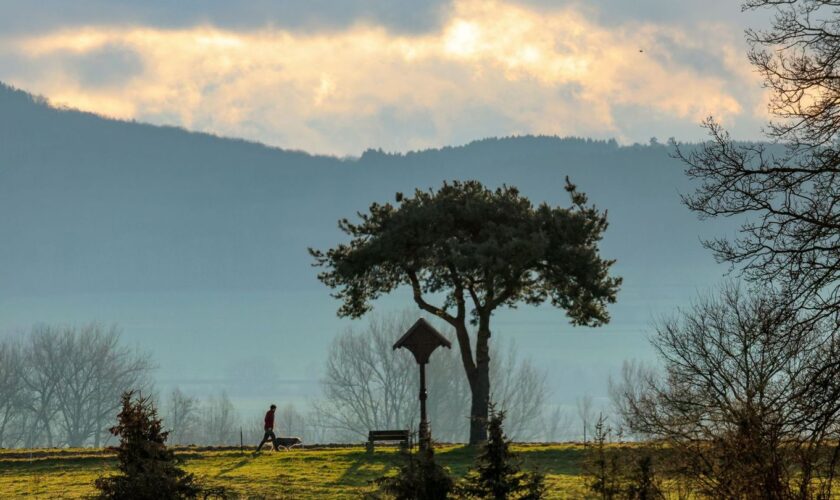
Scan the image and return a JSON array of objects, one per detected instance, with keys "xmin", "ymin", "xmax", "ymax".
[{"xmin": 0, "ymin": 0, "xmax": 771, "ymax": 156}]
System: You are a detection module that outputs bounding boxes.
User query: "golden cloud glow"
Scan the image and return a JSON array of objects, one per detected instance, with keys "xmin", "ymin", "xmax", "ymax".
[{"xmin": 1, "ymin": 0, "xmax": 760, "ymax": 155}]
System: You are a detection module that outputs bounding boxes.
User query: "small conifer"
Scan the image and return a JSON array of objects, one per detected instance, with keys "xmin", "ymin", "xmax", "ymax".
[
  {"xmin": 94, "ymin": 391, "xmax": 201, "ymax": 500},
  {"xmin": 459, "ymin": 406, "xmax": 546, "ymax": 499}
]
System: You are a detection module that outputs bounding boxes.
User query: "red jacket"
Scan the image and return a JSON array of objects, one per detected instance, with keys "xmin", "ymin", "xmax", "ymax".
[{"xmin": 264, "ymin": 410, "xmax": 275, "ymax": 430}]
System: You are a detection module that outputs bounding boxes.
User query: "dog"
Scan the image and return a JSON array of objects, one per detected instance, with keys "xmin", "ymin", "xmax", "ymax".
[{"xmin": 272, "ymin": 436, "xmax": 303, "ymax": 450}]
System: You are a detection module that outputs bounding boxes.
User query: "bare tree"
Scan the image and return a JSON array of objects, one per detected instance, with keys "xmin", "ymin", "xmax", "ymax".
[
  {"xmin": 491, "ymin": 347, "xmax": 548, "ymax": 441},
  {"xmin": 0, "ymin": 338, "xmax": 27, "ymax": 447},
  {"xmin": 304, "ymin": 406, "xmax": 334, "ymax": 445},
  {"xmin": 421, "ymin": 335, "xmax": 547, "ymax": 442},
  {"xmin": 424, "ymin": 340, "xmax": 473, "ymax": 442},
  {"xmin": 313, "ymin": 312, "xmax": 418, "ymax": 441},
  {"xmin": 676, "ymin": 0, "xmax": 840, "ymax": 325},
  {"xmin": 277, "ymin": 403, "xmax": 306, "ymax": 439},
  {"xmin": 314, "ymin": 311, "xmax": 550, "ymax": 443},
  {"xmin": 243, "ymin": 412, "xmax": 266, "ymax": 446},
  {"xmin": 201, "ymin": 391, "xmax": 239, "ymax": 446},
  {"xmin": 540, "ymin": 406, "xmax": 573, "ymax": 443},
  {"xmin": 576, "ymin": 395, "xmax": 594, "ymax": 443},
  {"xmin": 20, "ymin": 325, "xmax": 64, "ymax": 447},
  {"xmin": 165, "ymin": 387, "xmax": 200, "ymax": 446},
  {"xmin": 0, "ymin": 324, "xmax": 152, "ymax": 448},
  {"xmin": 612, "ymin": 284, "xmax": 840, "ymax": 499},
  {"xmin": 51, "ymin": 324, "xmax": 153, "ymax": 447}
]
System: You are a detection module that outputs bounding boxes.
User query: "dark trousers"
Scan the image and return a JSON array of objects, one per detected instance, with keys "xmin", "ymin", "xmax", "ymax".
[{"xmin": 257, "ymin": 429, "xmax": 277, "ymax": 451}]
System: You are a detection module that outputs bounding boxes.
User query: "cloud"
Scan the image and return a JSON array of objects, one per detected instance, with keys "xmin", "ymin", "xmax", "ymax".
[
  {"xmin": 0, "ymin": 0, "xmax": 452, "ymax": 36},
  {"xmin": 0, "ymin": 0, "xmax": 765, "ymax": 155}
]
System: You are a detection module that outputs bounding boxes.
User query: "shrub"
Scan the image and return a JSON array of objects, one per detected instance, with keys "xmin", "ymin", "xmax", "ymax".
[
  {"xmin": 373, "ymin": 447, "xmax": 454, "ymax": 500},
  {"xmin": 625, "ymin": 455, "xmax": 663, "ymax": 500},
  {"xmin": 584, "ymin": 415, "xmax": 663, "ymax": 500}
]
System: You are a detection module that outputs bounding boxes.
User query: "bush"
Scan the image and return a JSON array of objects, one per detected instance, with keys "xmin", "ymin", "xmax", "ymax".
[
  {"xmin": 625, "ymin": 455, "xmax": 662, "ymax": 500},
  {"xmin": 584, "ymin": 415, "xmax": 663, "ymax": 500},
  {"xmin": 373, "ymin": 447, "xmax": 454, "ymax": 500},
  {"xmin": 94, "ymin": 391, "xmax": 203, "ymax": 500}
]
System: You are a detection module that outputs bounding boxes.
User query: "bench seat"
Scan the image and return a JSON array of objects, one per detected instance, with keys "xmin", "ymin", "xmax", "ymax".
[{"xmin": 367, "ymin": 429, "xmax": 411, "ymax": 452}]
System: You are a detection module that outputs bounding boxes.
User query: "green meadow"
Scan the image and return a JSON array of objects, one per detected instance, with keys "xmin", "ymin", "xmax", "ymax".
[{"xmin": 0, "ymin": 444, "xmax": 589, "ymax": 499}]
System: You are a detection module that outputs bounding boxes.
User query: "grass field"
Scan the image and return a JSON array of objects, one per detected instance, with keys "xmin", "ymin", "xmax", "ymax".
[{"xmin": 0, "ymin": 444, "xmax": 590, "ymax": 499}]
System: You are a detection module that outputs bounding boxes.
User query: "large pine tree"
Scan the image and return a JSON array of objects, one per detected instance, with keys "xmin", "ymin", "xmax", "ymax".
[{"xmin": 311, "ymin": 179, "xmax": 620, "ymax": 443}]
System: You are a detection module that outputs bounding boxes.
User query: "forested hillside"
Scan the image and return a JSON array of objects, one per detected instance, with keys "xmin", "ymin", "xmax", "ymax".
[{"xmin": 0, "ymin": 82, "xmax": 719, "ymax": 298}]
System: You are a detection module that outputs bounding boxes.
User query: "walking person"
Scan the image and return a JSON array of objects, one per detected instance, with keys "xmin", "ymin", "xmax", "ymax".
[{"xmin": 255, "ymin": 404, "xmax": 278, "ymax": 452}]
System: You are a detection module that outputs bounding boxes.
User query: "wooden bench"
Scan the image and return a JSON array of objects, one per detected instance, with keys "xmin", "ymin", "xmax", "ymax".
[{"xmin": 367, "ymin": 429, "xmax": 411, "ymax": 453}]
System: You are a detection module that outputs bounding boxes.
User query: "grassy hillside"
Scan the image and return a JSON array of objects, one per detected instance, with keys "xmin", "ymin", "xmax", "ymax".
[{"xmin": 0, "ymin": 445, "xmax": 588, "ymax": 499}]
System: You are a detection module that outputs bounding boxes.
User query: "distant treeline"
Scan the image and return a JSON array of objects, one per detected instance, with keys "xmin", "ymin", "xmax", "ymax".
[
  {"xmin": 0, "ymin": 324, "xmax": 151, "ymax": 448},
  {"xmin": 0, "ymin": 319, "xmax": 580, "ymax": 448}
]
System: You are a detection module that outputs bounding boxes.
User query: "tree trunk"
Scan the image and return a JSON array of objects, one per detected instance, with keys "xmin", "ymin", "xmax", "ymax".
[
  {"xmin": 468, "ymin": 316, "xmax": 491, "ymax": 445},
  {"xmin": 44, "ymin": 415, "xmax": 53, "ymax": 448},
  {"xmin": 0, "ymin": 410, "xmax": 9, "ymax": 448}
]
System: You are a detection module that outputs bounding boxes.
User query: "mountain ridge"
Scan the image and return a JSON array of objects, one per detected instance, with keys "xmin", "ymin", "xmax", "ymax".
[
  {"xmin": 0, "ymin": 81, "xmax": 729, "ymax": 298},
  {"xmin": 2, "ymin": 81, "xmax": 688, "ymax": 161}
]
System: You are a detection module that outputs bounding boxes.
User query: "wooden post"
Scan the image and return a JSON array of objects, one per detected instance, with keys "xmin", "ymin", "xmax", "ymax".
[{"xmin": 419, "ymin": 362, "xmax": 430, "ymax": 451}]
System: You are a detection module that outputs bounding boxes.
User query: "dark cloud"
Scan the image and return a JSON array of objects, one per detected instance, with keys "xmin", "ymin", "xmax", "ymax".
[
  {"xmin": 0, "ymin": 0, "xmax": 774, "ymax": 40},
  {"xmin": 513, "ymin": 0, "xmax": 766, "ymax": 29},
  {"xmin": 0, "ymin": 0, "xmax": 453, "ymax": 35},
  {"xmin": 651, "ymin": 33, "xmax": 740, "ymax": 80}
]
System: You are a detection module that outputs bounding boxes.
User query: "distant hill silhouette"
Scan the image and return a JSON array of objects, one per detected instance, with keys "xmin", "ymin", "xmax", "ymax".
[{"xmin": 0, "ymin": 82, "xmax": 735, "ymax": 297}]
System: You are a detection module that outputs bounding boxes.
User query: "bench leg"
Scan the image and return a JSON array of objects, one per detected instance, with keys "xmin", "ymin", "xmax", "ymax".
[{"xmin": 366, "ymin": 440, "xmax": 374, "ymax": 454}]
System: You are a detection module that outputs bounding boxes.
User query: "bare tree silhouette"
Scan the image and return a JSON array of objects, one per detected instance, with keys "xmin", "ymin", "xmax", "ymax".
[
  {"xmin": 613, "ymin": 285, "xmax": 840, "ymax": 498},
  {"xmin": 677, "ymin": 0, "xmax": 840, "ymax": 325},
  {"xmin": 313, "ymin": 312, "xmax": 549, "ymax": 442}
]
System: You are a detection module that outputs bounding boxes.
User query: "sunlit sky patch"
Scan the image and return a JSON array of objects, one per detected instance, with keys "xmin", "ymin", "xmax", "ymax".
[{"xmin": 0, "ymin": 0, "xmax": 767, "ymax": 155}]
